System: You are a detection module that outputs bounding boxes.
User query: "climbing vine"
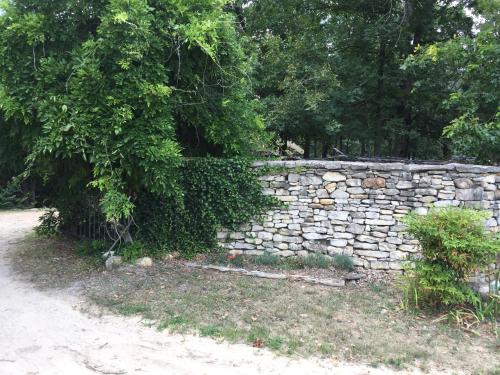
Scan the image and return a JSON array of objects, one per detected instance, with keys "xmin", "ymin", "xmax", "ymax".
[{"xmin": 133, "ymin": 158, "xmax": 277, "ymax": 257}]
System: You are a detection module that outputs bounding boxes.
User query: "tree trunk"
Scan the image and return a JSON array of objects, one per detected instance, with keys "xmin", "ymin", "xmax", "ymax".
[{"xmin": 304, "ymin": 134, "xmax": 311, "ymax": 159}]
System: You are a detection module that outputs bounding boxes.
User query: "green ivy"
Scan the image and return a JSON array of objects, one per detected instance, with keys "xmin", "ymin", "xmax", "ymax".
[{"xmin": 133, "ymin": 158, "xmax": 277, "ymax": 257}]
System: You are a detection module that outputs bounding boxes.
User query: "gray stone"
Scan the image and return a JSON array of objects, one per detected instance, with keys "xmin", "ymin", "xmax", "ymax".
[
  {"xmin": 300, "ymin": 175, "xmax": 323, "ymax": 185},
  {"xmin": 354, "ymin": 242, "xmax": 378, "ymax": 250},
  {"xmin": 105, "ymin": 256, "xmax": 123, "ymax": 270},
  {"xmin": 347, "ymin": 187, "xmax": 365, "ymax": 194},
  {"xmin": 328, "ymin": 211, "xmax": 349, "ymax": 221},
  {"xmin": 456, "ymin": 187, "xmax": 484, "ymax": 201},
  {"xmin": 347, "ymin": 223, "xmax": 365, "ymax": 234},
  {"xmin": 396, "ymin": 181, "xmax": 413, "ymax": 189},
  {"xmin": 331, "ymin": 190, "xmax": 349, "ymax": 199},
  {"xmin": 454, "ymin": 178, "xmax": 473, "ymax": 189},
  {"xmin": 303, "ymin": 232, "xmax": 326, "ymax": 240},
  {"xmin": 323, "ymin": 172, "xmax": 346, "ymax": 182}
]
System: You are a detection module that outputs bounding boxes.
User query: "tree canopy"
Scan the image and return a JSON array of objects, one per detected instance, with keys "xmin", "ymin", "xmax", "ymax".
[
  {"xmin": 0, "ymin": 0, "xmax": 498, "ymax": 234},
  {"xmin": 0, "ymin": 0, "xmax": 266, "ymax": 221}
]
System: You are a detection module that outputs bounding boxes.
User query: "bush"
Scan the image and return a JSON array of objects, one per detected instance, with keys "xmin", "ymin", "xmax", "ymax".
[
  {"xmin": 35, "ymin": 209, "xmax": 61, "ymax": 237},
  {"xmin": 332, "ymin": 254, "xmax": 355, "ymax": 271},
  {"xmin": 119, "ymin": 242, "xmax": 147, "ymax": 263},
  {"xmin": 402, "ymin": 207, "xmax": 499, "ymax": 310},
  {"xmin": 0, "ymin": 180, "xmax": 29, "ymax": 209}
]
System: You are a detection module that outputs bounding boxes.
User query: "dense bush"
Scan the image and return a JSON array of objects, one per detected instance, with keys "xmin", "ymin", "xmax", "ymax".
[
  {"xmin": 0, "ymin": 180, "xmax": 29, "ymax": 209},
  {"xmin": 402, "ymin": 208, "xmax": 499, "ymax": 310},
  {"xmin": 133, "ymin": 158, "xmax": 277, "ymax": 257}
]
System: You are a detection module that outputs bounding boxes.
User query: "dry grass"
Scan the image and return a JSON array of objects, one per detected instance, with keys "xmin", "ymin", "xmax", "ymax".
[{"xmin": 10, "ymin": 236, "xmax": 500, "ymax": 374}]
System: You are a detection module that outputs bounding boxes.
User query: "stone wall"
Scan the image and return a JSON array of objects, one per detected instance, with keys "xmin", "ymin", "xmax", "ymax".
[{"xmin": 218, "ymin": 160, "xmax": 500, "ymax": 270}]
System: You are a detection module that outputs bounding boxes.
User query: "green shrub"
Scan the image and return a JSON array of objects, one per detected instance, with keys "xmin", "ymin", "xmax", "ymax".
[
  {"xmin": 76, "ymin": 239, "xmax": 108, "ymax": 257},
  {"xmin": 332, "ymin": 254, "xmax": 355, "ymax": 271},
  {"xmin": 301, "ymin": 253, "xmax": 334, "ymax": 269},
  {"xmin": 0, "ymin": 180, "xmax": 29, "ymax": 209},
  {"xmin": 120, "ymin": 241, "xmax": 147, "ymax": 263},
  {"xmin": 35, "ymin": 209, "xmax": 61, "ymax": 237},
  {"xmin": 402, "ymin": 207, "xmax": 499, "ymax": 310},
  {"xmin": 254, "ymin": 252, "xmax": 280, "ymax": 266}
]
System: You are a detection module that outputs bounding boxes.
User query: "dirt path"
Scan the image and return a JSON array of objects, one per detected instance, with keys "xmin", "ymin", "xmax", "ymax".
[{"xmin": 0, "ymin": 210, "xmax": 427, "ymax": 375}]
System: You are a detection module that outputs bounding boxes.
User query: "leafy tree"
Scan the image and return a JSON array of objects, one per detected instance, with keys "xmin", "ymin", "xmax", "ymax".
[
  {"xmin": 0, "ymin": 0, "xmax": 265, "ymax": 224},
  {"xmin": 404, "ymin": 0, "xmax": 500, "ymax": 164},
  {"xmin": 242, "ymin": 0, "xmax": 478, "ymax": 159}
]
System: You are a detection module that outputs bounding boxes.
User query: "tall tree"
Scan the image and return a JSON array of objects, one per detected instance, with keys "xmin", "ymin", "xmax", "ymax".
[{"xmin": 0, "ymin": 0, "xmax": 265, "ymax": 221}]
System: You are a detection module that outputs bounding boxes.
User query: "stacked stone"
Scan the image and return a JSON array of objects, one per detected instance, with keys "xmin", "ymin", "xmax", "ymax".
[{"xmin": 218, "ymin": 161, "xmax": 500, "ymax": 270}]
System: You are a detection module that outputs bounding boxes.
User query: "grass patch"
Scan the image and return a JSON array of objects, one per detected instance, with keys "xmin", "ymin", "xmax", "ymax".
[{"xmin": 11, "ymin": 236, "xmax": 500, "ymax": 374}]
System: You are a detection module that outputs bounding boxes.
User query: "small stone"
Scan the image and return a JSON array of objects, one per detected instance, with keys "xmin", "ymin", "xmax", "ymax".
[
  {"xmin": 136, "ymin": 257, "xmax": 153, "ymax": 267},
  {"xmin": 325, "ymin": 183, "xmax": 337, "ymax": 193},
  {"xmin": 323, "ymin": 172, "xmax": 346, "ymax": 182},
  {"xmin": 319, "ymin": 198, "xmax": 334, "ymax": 205},
  {"xmin": 105, "ymin": 255, "xmax": 123, "ymax": 270}
]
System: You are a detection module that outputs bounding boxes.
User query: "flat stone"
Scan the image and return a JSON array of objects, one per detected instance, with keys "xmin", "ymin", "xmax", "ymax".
[
  {"xmin": 362, "ymin": 177, "xmax": 386, "ymax": 188},
  {"xmin": 300, "ymin": 175, "xmax": 323, "ymax": 185},
  {"xmin": 303, "ymin": 232, "xmax": 326, "ymax": 240},
  {"xmin": 456, "ymin": 187, "xmax": 484, "ymax": 201},
  {"xmin": 355, "ymin": 250, "xmax": 388, "ymax": 258},
  {"xmin": 328, "ymin": 211, "xmax": 349, "ymax": 221},
  {"xmin": 396, "ymin": 181, "xmax": 414, "ymax": 189},
  {"xmin": 319, "ymin": 199, "xmax": 334, "ymax": 205},
  {"xmin": 330, "ymin": 239, "xmax": 348, "ymax": 247},
  {"xmin": 323, "ymin": 172, "xmax": 346, "ymax": 182},
  {"xmin": 354, "ymin": 242, "xmax": 378, "ymax": 250},
  {"xmin": 331, "ymin": 190, "xmax": 349, "ymax": 199},
  {"xmin": 347, "ymin": 223, "xmax": 365, "ymax": 234},
  {"xmin": 345, "ymin": 272, "xmax": 367, "ymax": 281}
]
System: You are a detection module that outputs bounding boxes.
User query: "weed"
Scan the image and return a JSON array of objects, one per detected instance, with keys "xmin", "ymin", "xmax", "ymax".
[
  {"xmin": 200, "ymin": 324, "xmax": 223, "ymax": 337},
  {"xmin": 332, "ymin": 254, "xmax": 354, "ymax": 271},
  {"xmin": 267, "ymin": 336, "xmax": 283, "ymax": 350},
  {"xmin": 254, "ymin": 252, "xmax": 280, "ymax": 266},
  {"xmin": 117, "ymin": 303, "xmax": 151, "ymax": 317}
]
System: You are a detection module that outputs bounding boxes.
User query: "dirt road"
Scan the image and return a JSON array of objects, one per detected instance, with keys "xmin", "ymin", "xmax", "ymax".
[{"xmin": 0, "ymin": 210, "xmax": 420, "ymax": 374}]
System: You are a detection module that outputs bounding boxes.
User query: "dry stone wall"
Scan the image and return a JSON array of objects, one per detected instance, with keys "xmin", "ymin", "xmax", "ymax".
[{"xmin": 218, "ymin": 160, "xmax": 500, "ymax": 270}]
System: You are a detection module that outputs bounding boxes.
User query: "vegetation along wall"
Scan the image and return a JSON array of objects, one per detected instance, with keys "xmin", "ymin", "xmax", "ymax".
[{"xmin": 218, "ymin": 160, "xmax": 500, "ymax": 270}]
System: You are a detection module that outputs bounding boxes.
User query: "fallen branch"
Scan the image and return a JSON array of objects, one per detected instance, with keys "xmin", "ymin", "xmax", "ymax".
[{"xmin": 184, "ymin": 262, "xmax": 345, "ymax": 287}]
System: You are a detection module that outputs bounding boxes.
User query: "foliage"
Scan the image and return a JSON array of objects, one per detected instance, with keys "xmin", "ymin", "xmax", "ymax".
[
  {"xmin": 133, "ymin": 158, "xmax": 277, "ymax": 257},
  {"xmin": 332, "ymin": 254, "xmax": 355, "ymax": 272},
  {"xmin": 76, "ymin": 239, "xmax": 109, "ymax": 258},
  {"xmin": 405, "ymin": 5, "xmax": 500, "ymax": 164},
  {"xmin": 242, "ymin": 0, "xmax": 478, "ymax": 158},
  {"xmin": 35, "ymin": 209, "xmax": 61, "ymax": 237},
  {"xmin": 0, "ymin": 179, "xmax": 29, "ymax": 209},
  {"xmin": 0, "ymin": 0, "xmax": 266, "ymax": 225},
  {"xmin": 401, "ymin": 208, "xmax": 499, "ymax": 310},
  {"xmin": 119, "ymin": 241, "xmax": 147, "ymax": 263}
]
